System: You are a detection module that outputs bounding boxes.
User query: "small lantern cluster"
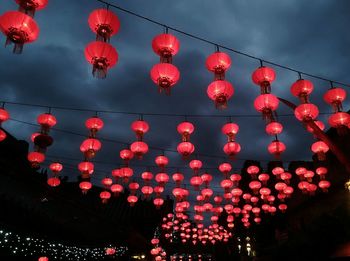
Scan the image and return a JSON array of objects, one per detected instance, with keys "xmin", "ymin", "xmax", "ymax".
[
  {"xmin": 221, "ymin": 121, "xmax": 241, "ymax": 159},
  {"xmin": 295, "ymin": 166, "xmax": 331, "ymax": 194},
  {"xmin": 0, "ymin": 0, "xmax": 47, "ymax": 53},
  {"xmin": 150, "ymin": 29, "xmax": 180, "ymax": 95},
  {"xmin": 0, "ymin": 106, "xmax": 10, "ymax": 142},
  {"xmin": 206, "ymin": 48, "xmax": 234, "ymax": 109},
  {"xmin": 176, "ymin": 121, "xmax": 195, "ymax": 159},
  {"xmin": 85, "ymin": 7, "xmax": 120, "ymax": 78},
  {"xmin": 28, "ymin": 112, "xmax": 57, "ymax": 168},
  {"xmin": 47, "ymin": 162, "xmax": 63, "ymax": 187},
  {"xmin": 323, "ymin": 83, "xmax": 350, "ymax": 135},
  {"xmin": 130, "ymin": 116, "xmax": 149, "ymax": 159},
  {"xmin": 78, "ymin": 115, "xmax": 104, "ymax": 195}
]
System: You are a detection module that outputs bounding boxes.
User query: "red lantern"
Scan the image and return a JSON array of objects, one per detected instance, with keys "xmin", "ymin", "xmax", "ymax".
[
  {"xmin": 110, "ymin": 184, "xmax": 123, "ymax": 196},
  {"xmin": 190, "ymin": 176, "xmax": 203, "ymax": 190},
  {"xmin": 259, "ymin": 187, "xmax": 271, "ymax": 197},
  {"xmin": 0, "ymin": 130, "xmax": 6, "ymax": 142},
  {"xmin": 290, "ymin": 79, "xmax": 314, "ymax": 103},
  {"xmin": 318, "ymin": 180, "xmax": 331, "ymax": 192},
  {"xmin": 268, "ymin": 140, "xmax": 286, "ymax": 158},
  {"xmin": 206, "ymin": 52, "xmax": 231, "ymax": 79},
  {"xmin": 85, "ymin": 116, "xmax": 104, "ymax": 137},
  {"xmin": 316, "ymin": 167, "xmax": 328, "ymax": 179},
  {"xmin": 155, "ymin": 172, "xmax": 170, "ymax": 186},
  {"xmin": 311, "ymin": 141, "xmax": 329, "ymax": 161},
  {"xmin": 0, "ymin": 11, "xmax": 39, "ymax": 53},
  {"xmin": 154, "ymin": 186, "xmax": 164, "ymax": 196},
  {"xmin": 294, "ymin": 103, "xmax": 319, "ymax": 122},
  {"xmin": 275, "ymin": 182, "xmax": 287, "ymax": 192},
  {"xmin": 131, "ymin": 119, "xmax": 149, "ymax": 141},
  {"xmin": 201, "ymin": 173, "xmax": 213, "ymax": 186},
  {"xmin": 207, "ymin": 80, "xmax": 234, "ymax": 109},
  {"xmin": 177, "ymin": 121, "xmax": 194, "ymax": 141},
  {"xmin": 265, "ymin": 121, "xmax": 283, "ymax": 135},
  {"xmin": 324, "ymin": 87, "xmax": 346, "ymax": 112},
  {"xmin": 222, "ymin": 122, "xmax": 239, "ymax": 141},
  {"xmin": 120, "ymin": 167, "xmax": 133, "ymax": 182},
  {"xmin": 220, "ymin": 179, "xmax": 233, "ymax": 193},
  {"xmin": 172, "ymin": 187, "xmax": 184, "ymax": 201},
  {"xmin": 177, "ymin": 142, "xmax": 195, "ymax": 159},
  {"xmin": 252, "ymin": 66, "xmax": 276, "ymax": 94},
  {"xmin": 37, "ymin": 113, "xmax": 57, "ymax": 132},
  {"xmin": 152, "ymin": 33, "xmax": 180, "ymax": 62},
  {"xmin": 128, "ymin": 182, "xmax": 139, "ymax": 194},
  {"xmin": 283, "ymin": 186, "xmax": 294, "ymax": 197},
  {"xmin": 189, "ymin": 159, "xmax": 202, "ymax": 173},
  {"xmin": 28, "ymin": 151, "xmax": 45, "ymax": 167},
  {"xmin": 100, "ymin": 191, "xmax": 111, "ymax": 203},
  {"xmin": 47, "ymin": 177, "xmax": 60, "ymax": 187},
  {"xmin": 280, "ymin": 172, "xmax": 292, "ymax": 184},
  {"xmin": 105, "ymin": 247, "xmax": 116, "ymax": 256},
  {"xmin": 102, "ymin": 177, "xmax": 113, "ymax": 187},
  {"xmin": 328, "ymin": 112, "xmax": 350, "ymax": 133},
  {"xmin": 214, "ymin": 196, "xmax": 223, "ymax": 205},
  {"xmin": 130, "ymin": 141, "xmax": 148, "ymax": 159},
  {"xmin": 172, "ymin": 172, "xmax": 184, "ymax": 186},
  {"xmin": 79, "ymin": 181, "xmax": 92, "ymax": 194},
  {"xmin": 230, "ymin": 174, "xmax": 241, "ymax": 185},
  {"xmin": 155, "ymin": 155, "xmax": 169, "ymax": 169},
  {"xmin": 49, "ymin": 162, "xmax": 63, "ymax": 174},
  {"xmin": 247, "ymin": 165, "xmax": 260, "ymax": 179},
  {"xmin": 85, "ymin": 41, "xmax": 118, "ymax": 78},
  {"xmin": 223, "ymin": 142, "xmax": 241, "ymax": 159},
  {"xmin": 219, "ymin": 163, "xmax": 232, "ymax": 176},
  {"xmin": 15, "ymin": 0, "xmax": 48, "ymax": 17},
  {"xmin": 80, "ymin": 138, "xmax": 101, "ymax": 159},
  {"xmin": 295, "ymin": 167, "xmax": 307, "ymax": 179},
  {"xmin": 0, "ymin": 108, "xmax": 10, "ymax": 123},
  {"xmin": 258, "ymin": 173, "xmax": 269, "ymax": 185},
  {"xmin": 88, "ymin": 9, "xmax": 120, "ymax": 42},
  {"xmin": 254, "ymin": 94, "xmax": 279, "ymax": 121},
  {"xmin": 249, "ymin": 181, "xmax": 262, "ymax": 194},
  {"xmin": 120, "ymin": 149, "xmax": 134, "ymax": 164},
  {"xmin": 150, "ymin": 63, "xmax": 180, "ymax": 94},
  {"xmin": 141, "ymin": 186, "xmax": 153, "ymax": 198},
  {"xmin": 78, "ymin": 161, "xmax": 94, "ymax": 176},
  {"xmin": 126, "ymin": 195, "xmax": 137, "ymax": 206},
  {"xmin": 278, "ymin": 204, "xmax": 288, "ymax": 213},
  {"xmin": 153, "ymin": 198, "xmax": 164, "ymax": 209},
  {"xmin": 201, "ymin": 188, "xmax": 213, "ymax": 200},
  {"xmin": 141, "ymin": 171, "xmax": 153, "ymax": 183},
  {"xmin": 38, "ymin": 257, "xmax": 49, "ymax": 261}
]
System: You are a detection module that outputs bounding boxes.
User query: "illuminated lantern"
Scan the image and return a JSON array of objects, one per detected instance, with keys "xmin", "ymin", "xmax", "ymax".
[
  {"xmin": 290, "ymin": 79, "xmax": 314, "ymax": 103},
  {"xmin": 88, "ymin": 9, "xmax": 120, "ymax": 42},
  {"xmin": 247, "ymin": 165, "xmax": 260, "ymax": 179},
  {"xmin": 265, "ymin": 121, "xmax": 283, "ymax": 135},
  {"xmin": 151, "ymin": 63, "xmax": 180, "ymax": 94},
  {"xmin": 275, "ymin": 182, "xmax": 287, "ymax": 193},
  {"xmin": 307, "ymin": 183, "xmax": 317, "ymax": 195},
  {"xmin": 298, "ymin": 181, "xmax": 310, "ymax": 193},
  {"xmin": 252, "ymin": 66, "xmax": 276, "ymax": 94},
  {"xmin": 316, "ymin": 167, "xmax": 328, "ymax": 179},
  {"xmin": 105, "ymin": 248, "xmax": 116, "ymax": 256},
  {"xmin": 259, "ymin": 187, "xmax": 271, "ymax": 197},
  {"xmin": 294, "ymin": 103, "xmax": 319, "ymax": 122},
  {"xmin": 120, "ymin": 167, "xmax": 133, "ymax": 182},
  {"xmin": 177, "ymin": 121, "xmax": 195, "ymax": 141},
  {"xmin": 49, "ymin": 162, "xmax": 63, "ymax": 174},
  {"xmin": 230, "ymin": 174, "xmax": 241, "ymax": 185},
  {"xmin": 201, "ymin": 188, "xmax": 213, "ymax": 200},
  {"xmin": 110, "ymin": 184, "xmax": 123, "ymax": 196},
  {"xmin": 190, "ymin": 176, "xmax": 203, "ymax": 190},
  {"xmin": 127, "ymin": 195, "xmax": 138, "ymax": 206},
  {"xmin": 258, "ymin": 173, "xmax": 269, "ymax": 185},
  {"xmin": 295, "ymin": 167, "xmax": 307, "ymax": 180},
  {"xmin": 47, "ymin": 177, "xmax": 60, "ymax": 187},
  {"xmin": 251, "ymin": 196, "xmax": 259, "ymax": 205},
  {"xmin": 254, "ymin": 94, "xmax": 279, "ymax": 121},
  {"xmin": 130, "ymin": 141, "xmax": 148, "ymax": 159},
  {"xmin": 129, "ymin": 182, "xmax": 139, "ymax": 195},
  {"xmin": 152, "ymin": 33, "xmax": 180, "ymax": 62},
  {"xmin": 131, "ymin": 119, "xmax": 149, "ymax": 141},
  {"xmin": 206, "ymin": 51, "xmax": 231, "ymax": 80},
  {"xmin": 201, "ymin": 173, "xmax": 213, "ymax": 186},
  {"xmin": 306, "ymin": 120, "xmax": 325, "ymax": 134},
  {"xmin": 214, "ymin": 195, "xmax": 223, "ymax": 205},
  {"xmin": 268, "ymin": 206, "xmax": 277, "ymax": 215},
  {"xmin": 243, "ymin": 193, "xmax": 251, "ymax": 202},
  {"xmin": 141, "ymin": 186, "xmax": 153, "ymax": 198},
  {"xmin": 318, "ymin": 180, "xmax": 331, "ymax": 192},
  {"xmin": 78, "ymin": 161, "xmax": 94, "ymax": 176},
  {"xmin": 141, "ymin": 171, "xmax": 153, "ymax": 184},
  {"xmin": 223, "ymin": 142, "xmax": 241, "ymax": 159},
  {"xmin": 0, "ymin": 130, "xmax": 6, "ymax": 142},
  {"xmin": 85, "ymin": 41, "xmax": 118, "ymax": 78},
  {"xmin": 172, "ymin": 172, "xmax": 184, "ymax": 186},
  {"xmin": 155, "ymin": 172, "xmax": 170, "ymax": 186},
  {"xmin": 151, "ymin": 238, "xmax": 159, "ymax": 245},
  {"xmin": 0, "ymin": 108, "xmax": 10, "ymax": 126},
  {"xmin": 120, "ymin": 149, "xmax": 134, "ymax": 165},
  {"xmin": 100, "ymin": 191, "xmax": 111, "ymax": 204},
  {"xmin": 85, "ymin": 116, "xmax": 104, "ymax": 138},
  {"xmin": 207, "ymin": 80, "xmax": 234, "ymax": 109},
  {"xmin": 249, "ymin": 181, "xmax": 262, "ymax": 194},
  {"xmin": 38, "ymin": 257, "xmax": 49, "ymax": 261},
  {"xmin": 279, "ymin": 204, "xmax": 288, "ymax": 213},
  {"xmin": 328, "ymin": 112, "xmax": 350, "ymax": 134},
  {"xmin": 80, "ymin": 138, "xmax": 101, "ymax": 159},
  {"xmin": 27, "ymin": 151, "xmax": 45, "ymax": 168},
  {"xmin": 189, "ymin": 159, "xmax": 202, "ymax": 173},
  {"xmin": 220, "ymin": 179, "xmax": 233, "ymax": 193},
  {"xmin": 0, "ymin": 11, "xmax": 39, "ymax": 53},
  {"xmin": 222, "ymin": 122, "xmax": 239, "ymax": 142},
  {"xmin": 177, "ymin": 142, "xmax": 195, "ymax": 159},
  {"xmin": 268, "ymin": 140, "xmax": 286, "ymax": 158},
  {"xmin": 154, "ymin": 186, "xmax": 164, "ymax": 196},
  {"xmin": 232, "ymin": 207, "xmax": 241, "ymax": 216},
  {"xmin": 231, "ymin": 188, "xmax": 243, "ymax": 199},
  {"xmin": 323, "ymin": 87, "xmax": 346, "ymax": 112},
  {"xmin": 219, "ymin": 163, "xmax": 232, "ymax": 177},
  {"xmin": 155, "ymin": 155, "xmax": 169, "ymax": 170},
  {"xmin": 311, "ymin": 141, "xmax": 329, "ymax": 161},
  {"xmin": 153, "ymin": 198, "xmax": 164, "ymax": 209},
  {"xmin": 37, "ymin": 113, "xmax": 57, "ymax": 133},
  {"xmin": 283, "ymin": 186, "xmax": 294, "ymax": 197},
  {"xmin": 15, "ymin": 0, "xmax": 48, "ymax": 17},
  {"xmin": 280, "ymin": 172, "xmax": 292, "ymax": 184},
  {"xmin": 102, "ymin": 177, "xmax": 113, "ymax": 187}
]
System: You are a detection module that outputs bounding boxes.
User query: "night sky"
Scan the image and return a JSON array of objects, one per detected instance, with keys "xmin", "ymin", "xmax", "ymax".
[{"xmin": 0, "ymin": 0, "xmax": 350, "ymax": 189}]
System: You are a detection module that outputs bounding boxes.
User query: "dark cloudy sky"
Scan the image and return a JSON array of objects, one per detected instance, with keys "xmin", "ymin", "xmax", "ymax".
[{"xmin": 0, "ymin": 0, "xmax": 349, "ymax": 190}]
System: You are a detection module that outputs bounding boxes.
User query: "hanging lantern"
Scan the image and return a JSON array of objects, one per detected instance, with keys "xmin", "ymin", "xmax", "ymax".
[
  {"xmin": 172, "ymin": 172, "xmax": 184, "ymax": 186},
  {"xmin": 128, "ymin": 182, "xmax": 140, "ymax": 195},
  {"xmin": 177, "ymin": 121, "xmax": 194, "ymax": 141},
  {"xmin": 153, "ymin": 198, "xmax": 164, "ymax": 209},
  {"xmin": 0, "ymin": 130, "xmax": 6, "ymax": 142},
  {"xmin": 207, "ymin": 80, "xmax": 234, "ymax": 109},
  {"xmin": 130, "ymin": 141, "xmax": 148, "ymax": 159},
  {"xmin": 223, "ymin": 142, "xmax": 241, "ymax": 159},
  {"xmin": 222, "ymin": 122, "xmax": 239, "ymax": 142},
  {"xmin": 290, "ymin": 79, "xmax": 314, "ymax": 103},
  {"xmin": 278, "ymin": 204, "xmax": 288, "ymax": 213},
  {"xmin": 220, "ymin": 179, "xmax": 233, "ymax": 193},
  {"xmin": 131, "ymin": 119, "xmax": 149, "ymax": 141},
  {"xmin": 294, "ymin": 103, "xmax": 319, "ymax": 122},
  {"xmin": 258, "ymin": 173, "xmax": 270, "ymax": 185},
  {"xmin": 15, "ymin": 0, "xmax": 48, "ymax": 17},
  {"xmin": 265, "ymin": 121, "xmax": 283, "ymax": 135},
  {"xmin": 80, "ymin": 138, "xmax": 101, "ymax": 159},
  {"xmin": 252, "ymin": 66, "xmax": 276, "ymax": 94},
  {"xmin": 152, "ymin": 33, "xmax": 180, "ymax": 63},
  {"xmin": 201, "ymin": 188, "xmax": 213, "ymax": 200},
  {"xmin": 120, "ymin": 167, "xmax": 133, "ymax": 182},
  {"xmin": 249, "ymin": 181, "xmax": 262, "ymax": 194},
  {"xmin": 247, "ymin": 165, "xmax": 260, "ymax": 179},
  {"xmin": 280, "ymin": 172, "xmax": 292, "ymax": 184},
  {"xmin": 37, "ymin": 113, "xmax": 57, "ymax": 133},
  {"xmin": 100, "ymin": 191, "xmax": 111, "ymax": 204},
  {"xmin": 155, "ymin": 155, "xmax": 169, "ymax": 170},
  {"xmin": 79, "ymin": 181, "xmax": 92, "ymax": 194},
  {"xmin": 49, "ymin": 162, "xmax": 63, "ymax": 174},
  {"xmin": 283, "ymin": 186, "xmax": 294, "ymax": 197},
  {"xmin": 155, "ymin": 172, "xmax": 170, "ymax": 186},
  {"xmin": 0, "ymin": 107, "xmax": 9, "ymax": 140},
  {"xmin": 120, "ymin": 149, "xmax": 134, "ymax": 165},
  {"xmin": 141, "ymin": 186, "xmax": 153, "ymax": 198},
  {"xmin": 189, "ymin": 159, "xmax": 202, "ymax": 174},
  {"xmin": 219, "ymin": 163, "xmax": 232, "ymax": 177},
  {"xmin": 154, "ymin": 186, "xmax": 164, "ymax": 197},
  {"xmin": 88, "ymin": 9, "xmax": 120, "ymax": 42},
  {"xmin": 101, "ymin": 177, "xmax": 113, "ymax": 187},
  {"xmin": 150, "ymin": 63, "xmax": 180, "ymax": 94},
  {"xmin": 190, "ymin": 176, "xmax": 203, "ymax": 190},
  {"xmin": 206, "ymin": 51, "xmax": 231, "ymax": 80},
  {"xmin": 311, "ymin": 141, "xmax": 329, "ymax": 161},
  {"xmin": 316, "ymin": 167, "xmax": 328, "ymax": 179},
  {"xmin": 268, "ymin": 139, "xmax": 286, "ymax": 158},
  {"xmin": 230, "ymin": 174, "xmax": 241, "ymax": 186},
  {"xmin": 85, "ymin": 41, "xmax": 118, "ymax": 78},
  {"xmin": 304, "ymin": 170, "xmax": 314, "ymax": 182},
  {"xmin": 328, "ymin": 112, "xmax": 350, "ymax": 134},
  {"xmin": 78, "ymin": 161, "xmax": 94, "ymax": 176},
  {"xmin": 177, "ymin": 142, "xmax": 195, "ymax": 159},
  {"xmin": 27, "ymin": 151, "xmax": 45, "ymax": 168},
  {"xmin": 318, "ymin": 180, "xmax": 331, "ymax": 192},
  {"xmin": 201, "ymin": 173, "xmax": 213, "ymax": 186},
  {"xmin": 47, "ymin": 177, "xmax": 60, "ymax": 187},
  {"xmin": 38, "ymin": 257, "xmax": 49, "ymax": 261},
  {"xmin": 323, "ymin": 87, "xmax": 346, "ymax": 112},
  {"xmin": 110, "ymin": 184, "xmax": 123, "ymax": 196},
  {"xmin": 0, "ymin": 11, "xmax": 39, "ymax": 53},
  {"xmin": 295, "ymin": 167, "xmax": 307, "ymax": 180},
  {"xmin": 141, "ymin": 171, "xmax": 153, "ymax": 184},
  {"xmin": 254, "ymin": 94, "xmax": 279, "ymax": 121},
  {"xmin": 85, "ymin": 116, "xmax": 104, "ymax": 137}
]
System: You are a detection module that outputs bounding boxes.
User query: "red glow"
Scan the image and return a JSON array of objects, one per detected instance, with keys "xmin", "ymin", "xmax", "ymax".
[
  {"xmin": 131, "ymin": 120, "xmax": 149, "ymax": 140},
  {"xmin": 47, "ymin": 177, "xmax": 60, "ymax": 187},
  {"xmin": 88, "ymin": 9, "xmax": 120, "ymax": 42},
  {"xmin": 49, "ymin": 162, "xmax": 63, "ymax": 173},
  {"xmin": 150, "ymin": 63, "xmax": 180, "ymax": 94},
  {"xmin": 207, "ymin": 80, "xmax": 234, "ymax": 109},
  {"xmin": 265, "ymin": 121, "xmax": 283, "ymax": 135},
  {"xmin": 85, "ymin": 116, "xmax": 104, "ymax": 132},
  {"xmin": 130, "ymin": 141, "xmax": 149, "ymax": 159},
  {"xmin": 294, "ymin": 103, "xmax": 319, "ymax": 121},
  {"xmin": 127, "ymin": 195, "xmax": 138, "ymax": 206},
  {"xmin": 152, "ymin": 33, "xmax": 180, "ymax": 58},
  {"xmin": 177, "ymin": 142, "xmax": 195, "ymax": 158},
  {"xmin": 206, "ymin": 51, "xmax": 231, "ymax": 78},
  {"xmin": 37, "ymin": 113, "xmax": 57, "ymax": 128},
  {"xmin": 268, "ymin": 140, "xmax": 286, "ymax": 157},
  {"xmin": 0, "ymin": 108, "xmax": 10, "ymax": 123},
  {"xmin": 290, "ymin": 79, "xmax": 314, "ymax": 101},
  {"xmin": 78, "ymin": 161, "xmax": 94, "ymax": 175}
]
